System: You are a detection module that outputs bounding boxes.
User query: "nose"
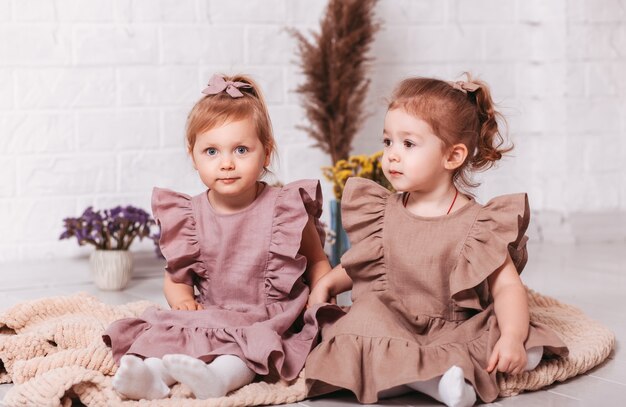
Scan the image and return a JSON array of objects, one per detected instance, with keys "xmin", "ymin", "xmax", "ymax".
[
  {"xmin": 386, "ymin": 148, "xmax": 400, "ymax": 163},
  {"xmin": 220, "ymin": 154, "xmax": 235, "ymax": 170}
]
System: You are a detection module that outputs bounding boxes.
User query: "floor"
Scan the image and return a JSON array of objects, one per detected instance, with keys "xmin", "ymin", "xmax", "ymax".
[{"xmin": 1, "ymin": 242, "xmax": 625, "ymax": 406}]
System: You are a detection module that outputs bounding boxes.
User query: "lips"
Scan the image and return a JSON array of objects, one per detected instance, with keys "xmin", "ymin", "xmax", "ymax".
[
  {"xmin": 388, "ymin": 170, "xmax": 403, "ymax": 176},
  {"xmin": 218, "ymin": 177, "xmax": 239, "ymax": 184}
]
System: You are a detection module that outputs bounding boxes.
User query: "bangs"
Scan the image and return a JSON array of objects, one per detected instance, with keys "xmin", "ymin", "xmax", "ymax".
[
  {"xmin": 389, "ymin": 96, "xmax": 452, "ymax": 146},
  {"xmin": 186, "ymin": 96, "xmax": 257, "ymax": 149},
  {"xmin": 390, "ymin": 97, "xmax": 438, "ymax": 121}
]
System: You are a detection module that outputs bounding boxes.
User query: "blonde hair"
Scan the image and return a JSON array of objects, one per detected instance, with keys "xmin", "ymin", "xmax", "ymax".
[
  {"xmin": 186, "ymin": 74, "xmax": 276, "ymax": 168},
  {"xmin": 388, "ymin": 73, "xmax": 511, "ymax": 191}
]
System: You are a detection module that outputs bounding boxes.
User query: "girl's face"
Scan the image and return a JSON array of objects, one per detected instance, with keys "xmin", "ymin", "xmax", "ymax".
[
  {"xmin": 191, "ymin": 117, "xmax": 269, "ymax": 199},
  {"xmin": 382, "ymin": 108, "xmax": 450, "ymax": 193}
]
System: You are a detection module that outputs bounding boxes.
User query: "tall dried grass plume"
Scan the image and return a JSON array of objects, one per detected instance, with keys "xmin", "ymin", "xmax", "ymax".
[{"xmin": 290, "ymin": 0, "xmax": 380, "ymax": 164}]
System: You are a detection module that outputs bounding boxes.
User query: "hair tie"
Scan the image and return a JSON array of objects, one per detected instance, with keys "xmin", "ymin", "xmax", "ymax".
[
  {"xmin": 448, "ymin": 80, "xmax": 480, "ymax": 94},
  {"xmin": 202, "ymin": 74, "xmax": 252, "ymax": 98}
]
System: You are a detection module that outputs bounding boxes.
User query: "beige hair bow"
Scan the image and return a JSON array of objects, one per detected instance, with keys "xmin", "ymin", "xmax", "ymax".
[
  {"xmin": 448, "ymin": 80, "xmax": 480, "ymax": 94},
  {"xmin": 202, "ymin": 74, "xmax": 252, "ymax": 98}
]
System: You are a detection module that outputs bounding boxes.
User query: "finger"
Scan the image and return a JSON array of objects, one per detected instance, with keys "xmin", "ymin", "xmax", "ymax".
[
  {"xmin": 486, "ymin": 351, "xmax": 498, "ymax": 373},
  {"xmin": 513, "ymin": 358, "xmax": 526, "ymax": 374},
  {"xmin": 498, "ymin": 359, "xmax": 511, "ymax": 373},
  {"xmin": 505, "ymin": 364, "xmax": 517, "ymax": 374},
  {"xmin": 196, "ymin": 303, "xmax": 204, "ymax": 310},
  {"xmin": 509, "ymin": 361, "xmax": 522, "ymax": 375}
]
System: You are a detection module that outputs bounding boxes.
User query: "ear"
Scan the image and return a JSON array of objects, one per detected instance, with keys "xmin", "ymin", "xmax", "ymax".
[{"xmin": 444, "ymin": 143, "xmax": 468, "ymax": 170}]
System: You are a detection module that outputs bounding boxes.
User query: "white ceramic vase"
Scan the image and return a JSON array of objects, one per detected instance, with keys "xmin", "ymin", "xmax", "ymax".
[{"xmin": 89, "ymin": 250, "xmax": 133, "ymax": 290}]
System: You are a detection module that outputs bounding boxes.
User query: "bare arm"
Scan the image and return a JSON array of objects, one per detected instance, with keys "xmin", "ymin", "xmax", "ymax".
[
  {"xmin": 308, "ymin": 264, "xmax": 353, "ymax": 306},
  {"xmin": 163, "ymin": 272, "xmax": 203, "ymax": 310},
  {"xmin": 299, "ymin": 216, "xmax": 332, "ymax": 287},
  {"xmin": 299, "ymin": 216, "xmax": 352, "ymax": 306},
  {"xmin": 486, "ymin": 253, "xmax": 529, "ymax": 374}
]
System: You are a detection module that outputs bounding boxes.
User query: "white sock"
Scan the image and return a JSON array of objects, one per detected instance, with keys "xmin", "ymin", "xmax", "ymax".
[
  {"xmin": 406, "ymin": 365, "xmax": 476, "ymax": 407},
  {"xmin": 112, "ymin": 355, "xmax": 170, "ymax": 400},
  {"xmin": 163, "ymin": 354, "xmax": 255, "ymax": 399},
  {"xmin": 144, "ymin": 357, "xmax": 176, "ymax": 386},
  {"xmin": 525, "ymin": 346, "xmax": 544, "ymax": 371},
  {"xmin": 398, "ymin": 347, "xmax": 543, "ymax": 405}
]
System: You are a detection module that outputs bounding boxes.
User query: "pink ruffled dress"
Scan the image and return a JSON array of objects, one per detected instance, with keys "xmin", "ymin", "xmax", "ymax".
[
  {"xmin": 103, "ymin": 180, "xmax": 343, "ymax": 381},
  {"xmin": 305, "ymin": 178, "xmax": 568, "ymax": 403}
]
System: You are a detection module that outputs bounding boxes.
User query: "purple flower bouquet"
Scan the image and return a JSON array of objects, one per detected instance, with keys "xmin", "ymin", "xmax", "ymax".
[{"xmin": 60, "ymin": 206, "xmax": 157, "ymax": 251}]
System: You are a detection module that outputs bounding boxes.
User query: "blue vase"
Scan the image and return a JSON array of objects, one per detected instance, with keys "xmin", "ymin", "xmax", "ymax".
[{"xmin": 329, "ymin": 199, "xmax": 350, "ymax": 267}]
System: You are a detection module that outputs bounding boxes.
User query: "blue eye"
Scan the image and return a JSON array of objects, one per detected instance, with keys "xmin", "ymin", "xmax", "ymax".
[
  {"xmin": 206, "ymin": 148, "xmax": 217, "ymax": 156},
  {"xmin": 382, "ymin": 138, "xmax": 391, "ymax": 147},
  {"xmin": 235, "ymin": 146, "xmax": 248, "ymax": 155}
]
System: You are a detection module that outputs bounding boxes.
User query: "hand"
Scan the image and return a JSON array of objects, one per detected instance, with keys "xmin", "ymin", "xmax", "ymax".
[
  {"xmin": 172, "ymin": 299, "xmax": 204, "ymax": 311},
  {"xmin": 307, "ymin": 281, "xmax": 333, "ymax": 308},
  {"xmin": 487, "ymin": 335, "xmax": 527, "ymax": 375}
]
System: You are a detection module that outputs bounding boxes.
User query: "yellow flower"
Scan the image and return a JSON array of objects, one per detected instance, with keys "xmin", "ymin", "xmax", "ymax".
[{"xmin": 321, "ymin": 151, "xmax": 394, "ymax": 200}]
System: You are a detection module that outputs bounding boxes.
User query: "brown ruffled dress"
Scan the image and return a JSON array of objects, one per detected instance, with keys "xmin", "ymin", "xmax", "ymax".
[
  {"xmin": 305, "ymin": 178, "xmax": 568, "ymax": 403},
  {"xmin": 103, "ymin": 180, "xmax": 343, "ymax": 381}
]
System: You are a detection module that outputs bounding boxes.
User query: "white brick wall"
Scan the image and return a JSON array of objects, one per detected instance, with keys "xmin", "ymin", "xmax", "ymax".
[{"xmin": 1, "ymin": 0, "xmax": 625, "ymax": 262}]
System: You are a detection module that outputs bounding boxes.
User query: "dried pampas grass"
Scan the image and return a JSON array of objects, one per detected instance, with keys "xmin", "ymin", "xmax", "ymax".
[{"xmin": 291, "ymin": 0, "xmax": 380, "ymax": 164}]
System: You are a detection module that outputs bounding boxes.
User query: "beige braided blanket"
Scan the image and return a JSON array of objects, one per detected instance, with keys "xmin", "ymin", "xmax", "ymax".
[{"xmin": 0, "ymin": 291, "xmax": 614, "ymax": 406}]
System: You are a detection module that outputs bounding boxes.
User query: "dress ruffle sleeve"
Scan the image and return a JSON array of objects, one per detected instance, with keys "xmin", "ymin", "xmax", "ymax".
[
  {"xmin": 451, "ymin": 193, "xmax": 530, "ymax": 311},
  {"xmin": 265, "ymin": 179, "xmax": 324, "ymax": 302},
  {"xmin": 340, "ymin": 178, "xmax": 390, "ymax": 293},
  {"xmin": 152, "ymin": 187, "xmax": 204, "ymax": 286}
]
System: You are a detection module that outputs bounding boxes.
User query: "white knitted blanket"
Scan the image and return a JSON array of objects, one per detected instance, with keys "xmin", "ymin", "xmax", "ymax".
[{"xmin": 0, "ymin": 291, "xmax": 614, "ymax": 406}]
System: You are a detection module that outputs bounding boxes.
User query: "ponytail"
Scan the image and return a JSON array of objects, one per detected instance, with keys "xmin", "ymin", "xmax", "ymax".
[{"xmin": 465, "ymin": 74, "xmax": 512, "ymax": 172}]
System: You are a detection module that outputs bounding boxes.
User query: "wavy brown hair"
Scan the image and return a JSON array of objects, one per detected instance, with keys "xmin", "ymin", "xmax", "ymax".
[
  {"xmin": 186, "ymin": 74, "xmax": 276, "ymax": 169},
  {"xmin": 388, "ymin": 73, "xmax": 512, "ymax": 191}
]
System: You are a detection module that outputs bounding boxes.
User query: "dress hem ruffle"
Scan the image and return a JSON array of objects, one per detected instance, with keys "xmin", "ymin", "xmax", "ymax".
[{"xmin": 306, "ymin": 321, "xmax": 568, "ymax": 404}]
